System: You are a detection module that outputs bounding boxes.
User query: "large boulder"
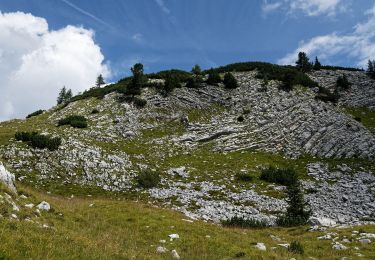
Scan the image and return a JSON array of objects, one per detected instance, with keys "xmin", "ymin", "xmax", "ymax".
[
  {"xmin": 309, "ymin": 216, "xmax": 337, "ymax": 227},
  {"xmin": 0, "ymin": 162, "xmax": 17, "ymax": 193}
]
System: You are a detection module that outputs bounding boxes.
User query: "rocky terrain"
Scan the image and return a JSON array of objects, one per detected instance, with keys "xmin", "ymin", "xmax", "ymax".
[{"xmin": 0, "ymin": 69, "xmax": 374, "ymax": 228}]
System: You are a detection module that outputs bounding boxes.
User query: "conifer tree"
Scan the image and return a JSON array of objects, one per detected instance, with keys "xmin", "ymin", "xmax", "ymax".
[
  {"xmin": 96, "ymin": 74, "xmax": 105, "ymax": 88},
  {"xmin": 206, "ymin": 69, "xmax": 221, "ymax": 85},
  {"xmin": 126, "ymin": 63, "xmax": 145, "ymax": 96},
  {"xmin": 57, "ymin": 86, "xmax": 66, "ymax": 105},
  {"xmin": 313, "ymin": 56, "xmax": 322, "ymax": 70},
  {"xmin": 296, "ymin": 52, "xmax": 312, "ymax": 72}
]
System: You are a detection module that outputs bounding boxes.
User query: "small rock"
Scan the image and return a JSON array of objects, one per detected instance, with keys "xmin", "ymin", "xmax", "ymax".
[
  {"xmin": 37, "ymin": 201, "xmax": 50, "ymax": 211},
  {"xmin": 156, "ymin": 246, "xmax": 167, "ymax": 254},
  {"xmin": 25, "ymin": 203, "xmax": 34, "ymax": 209},
  {"xmin": 169, "ymin": 234, "xmax": 180, "ymax": 241},
  {"xmin": 332, "ymin": 242, "xmax": 348, "ymax": 250},
  {"xmin": 278, "ymin": 244, "xmax": 290, "ymax": 248},
  {"xmin": 159, "ymin": 240, "xmax": 166, "ymax": 244},
  {"xmin": 255, "ymin": 243, "xmax": 266, "ymax": 251},
  {"xmin": 171, "ymin": 249, "xmax": 180, "ymax": 259},
  {"xmin": 358, "ymin": 239, "xmax": 371, "ymax": 244}
]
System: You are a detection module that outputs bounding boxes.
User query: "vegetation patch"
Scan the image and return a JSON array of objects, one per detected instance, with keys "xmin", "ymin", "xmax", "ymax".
[
  {"xmin": 288, "ymin": 241, "xmax": 304, "ymax": 254},
  {"xmin": 15, "ymin": 131, "xmax": 61, "ymax": 151},
  {"xmin": 260, "ymin": 167, "xmax": 298, "ymax": 186},
  {"xmin": 26, "ymin": 109, "xmax": 44, "ymax": 119},
  {"xmin": 222, "ymin": 216, "xmax": 269, "ymax": 228},
  {"xmin": 136, "ymin": 170, "xmax": 161, "ymax": 189},
  {"xmin": 58, "ymin": 115, "xmax": 88, "ymax": 128}
]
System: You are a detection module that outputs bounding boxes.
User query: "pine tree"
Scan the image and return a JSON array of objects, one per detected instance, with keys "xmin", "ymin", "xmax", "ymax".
[
  {"xmin": 336, "ymin": 74, "xmax": 351, "ymax": 90},
  {"xmin": 96, "ymin": 74, "xmax": 105, "ymax": 88},
  {"xmin": 65, "ymin": 89, "xmax": 73, "ymax": 101},
  {"xmin": 223, "ymin": 72, "xmax": 238, "ymax": 89},
  {"xmin": 367, "ymin": 60, "xmax": 375, "ymax": 79},
  {"xmin": 206, "ymin": 69, "xmax": 221, "ymax": 85},
  {"xmin": 277, "ymin": 180, "xmax": 311, "ymax": 226},
  {"xmin": 191, "ymin": 64, "xmax": 202, "ymax": 75},
  {"xmin": 313, "ymin": 56, "xmax": 322, "ymax": 70},
  {"xmin": 126, "ymin": 63, "xmax": 145, "ymax": 96},
  {"xmin": 162, "ymin": 74, "xmax": 180, "ymax": 96},
  {"xmin": 296, "ymin": 52, "xmax": 312, "ymax": 73},
  {"xmin": 57, "ymin": 86, "xmax": 67, "ymax": 105}
]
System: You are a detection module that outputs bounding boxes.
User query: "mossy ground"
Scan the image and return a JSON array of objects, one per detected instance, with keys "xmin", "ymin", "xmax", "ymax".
[{"xmin": 0, "ymin": 185, "xmax": 374, "ymax": 260}]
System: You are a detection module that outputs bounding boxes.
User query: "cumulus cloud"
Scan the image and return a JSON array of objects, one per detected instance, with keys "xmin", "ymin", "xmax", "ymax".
[
  {"xmin": 278, "ymin": 5, "xmax": 375, "ymax": 67},
  {"xmin": 0, "ymin": 11, "xmax": 110, "ymax": 121},
  {"xmin": 262, "ymin": 0, "xmax": 346, "ymax": 17}
]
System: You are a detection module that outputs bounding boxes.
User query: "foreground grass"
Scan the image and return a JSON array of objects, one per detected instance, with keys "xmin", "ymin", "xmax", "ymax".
[{"xmin": 0, "ymin": 186, "xmax": 374, "ymax": 259}]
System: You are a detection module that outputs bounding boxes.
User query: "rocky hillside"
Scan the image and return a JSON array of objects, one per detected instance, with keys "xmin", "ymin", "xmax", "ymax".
[{"xmin": 0, "ymin": 69, "xmax": 374, "ymax": 227}]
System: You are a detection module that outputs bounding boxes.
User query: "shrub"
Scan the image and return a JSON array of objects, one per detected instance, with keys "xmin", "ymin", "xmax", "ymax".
[
  {"xmin": 223, "ymin": 72, "xmax": 238, "ymax": 89},
  {"xmin": 185, "ymin": 76, "xmax": 203, "ymax": 88},
  {"xmin": 136, "ymin": 170, "xmax": 161, "ymax": 188},
  {"xmin": 237, "ymin": 115, "xmax": 244, "ymax": 122},
  {"xmin": 222, "ymin": 216, "xmax": 268, "ymax": 228},
  {"xmin": 148, "ymin": 69, "xmax": 191, "ymax": 82},
  {"xmin": 336, "ymin": 74, "xmax": 351, "ymax": 90},
  {"xmin": 354, "ymin": 116, "xmax": 361, "ymax": 122},
  {"xmin": 133, "ymin": 97, "xmax": 147, "ymax": 108},
  {"xmin": 162, "ymin": 74, "xmax": 180, "ymax": 96},
  {"xmin": 91, "ymin": 109, "xmax": 100, "ymax": 114},
  {"xmin": 235, "ymin": 173, "xmax": 253, "ymax": 182},
  {"xmin": 15, "ymin": 132, "xmax": 61, "ymax": 151},
  {"xmin": 58, "ymin": 115, "xmax": 88, "ymax": 128},
  {"xmin": 26, "ymin": 109, "xmax": 45, "ymax": 119},
  {"xmin": 206, "ymin": 69, "xmax": 222, "ymax": 85},
  {"xmin": 277, "ymin": 181, "xmax": 311, "ymax": 227},
  {"xmin": 315, "ymin": 86, "xmax": 339, "ymax": 104},
  {"xmin": 288, "ymin": 241, "xmax": 304, "ymax": 254},
  {"xmin": 260, "ymin": 167, "xmax": 298, "ymax": 186}
]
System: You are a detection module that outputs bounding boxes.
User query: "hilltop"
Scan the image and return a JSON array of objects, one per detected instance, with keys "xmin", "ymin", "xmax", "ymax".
[{"xmin": 0, "ymin": 61, "xmax": 375, "ymax": 259}]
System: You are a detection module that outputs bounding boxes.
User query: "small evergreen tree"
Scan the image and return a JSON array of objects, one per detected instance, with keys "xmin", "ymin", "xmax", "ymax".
[
  {"xmin": 296, "ymin": 52, "xmax": 312, "ymax": 73},
  {"xmin": 367, "ymin": 60, "xmax": 375, "ymax": 79},
  {"xmin": 277, "ymin": 180, "xmax": 311, "ymax": 226},
  {"xmin": 96, "ymin": 74, "xmax": 105, "ymax": 88},
  {"xmin": 126, "ymin": 63, "xmax": 145, "ymax": 96},
  {"xmin": 191, "ymin": 64, "xmax": 202, "ymax": 75},
  {"xmin": 336, "ymin": 74, "xmax": 351, "ymax": 90},
  {"xmin": 57, "ymin": 86, "xmax": 67, "ymax": 105},
  {"xmin": 223, "ymin": 72, "xmax": 239, "ymax": 89},
  {"xmin": 57, "ymin": 86, "xmax": 73, "ymax": 105},
  {"xmin": 206, "ymin": 69, "xmax": 222, "ymax": 85},
  {"xmin": 162, "ymin": 74, "xmax": 180, "ymax": 96},
  {"xmin": 313, "ymin": 57, "xmax": 322, "ymax": 70}
]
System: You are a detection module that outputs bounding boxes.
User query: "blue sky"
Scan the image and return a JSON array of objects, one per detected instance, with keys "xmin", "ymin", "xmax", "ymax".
[{"xmin": 0, "ymin": 0, "xmax": 375, "ymax": 120}]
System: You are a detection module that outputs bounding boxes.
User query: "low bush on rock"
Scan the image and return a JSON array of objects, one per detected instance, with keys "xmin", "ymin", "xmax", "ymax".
[
  {"xmin": 235, "ymin": 173, "xmax": 253, "ymax": 182},
  {"xmin": 91, "ymin": 109, "xmax": 100, "ymax": 114},
  {"xmin": 315, "ymin": 86, "xmax": 339, "ymax": 104},
  {"xmin": 222, "ymin": 216, "xmax": 268, "ymax": 228},
  {"xmin": 288, "ymin": 241, "xmax": 304, "ymax": 254},
  {"xmin": 117, "ymin": 95, "xmax": 147, "ymax": 108},
  {"xmin": 260, "ymin": 167, "xmax": 298, "ymax": 186},
  {"xmin": 26, "ymin": 109, "xmax": 45, "ymax": 119},
  {"xmin": 223, "ymin": 72, "xmax": 238, "ymax": 89},
  {"xmin": 15, "ymin": 132, "xmax": 61, "ymax": 151},
  {"xmin": 58, "ymin": 115, "xmax": 88, "ymax": 128},
  {"xmin": 206, "ymin": 69, "xmax": 222, "ymax": 85},
  {"xmin": 136, "ymin": 171, "xmax": 160, "ymax": 189},
  {"xmin": 336, "ymin": 74, "xmax": 351, "ymax": 90}
]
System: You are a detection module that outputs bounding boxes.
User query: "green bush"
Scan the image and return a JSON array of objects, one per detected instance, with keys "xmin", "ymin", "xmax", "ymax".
[
  {"xmin": 136, "ymin": 171, "xmax": 161, "ymax": 189},
  {"xmin": 147, "ymin": 69, "xmax": 191, "ymax": 82},
  {"xmin": 277, "ymin": 182, "xmax": 311, "ymax": 227},
  {"xmin": 223, "ymin": 72, "xmax": 238, "ymax": 89},
  {"xmin": 58, "ymin": 115, "xmax": 88, "ymax": 128},
  {"xmin": 222, "ymin": 216, "xmax": 268, "ymax": 228},
  {"xmin": 206, "ymin": 69, "xmax": 222, "ymax": 85},
  {"xmin": 15, "ymin": 132, "xmax": 61, "ymax": 151},
  {"xmin": 161, "ymin": 74, "xmax": 181, "ymax": 96},
  {"xmin": 336, "ymin": 74, "xmax": 351, "ymax": 90},
  {"xmin": 185, "ymin": 76, "xmax": 203, "ymax": 88},
  {"xmin": 235, "ymin": 173, "xmax": 253, "ymax": 182},
  {"xmin": 133, "ymin": 97, "xmax": 147, "ymax": 108},
  {"xmin": 237, "ymin": 115, "xmax": 244, "ymax": 122},
  {"xmin": 260, "ymin": 167, "xmax": 298, "ymax": 186},
  {"xmin": 288, "ymin": 241, "xmax": 304, "ymax": 254},
  {"xmin": 26, "ymin": 109, "xmax": 45, "ymax": 119},
  {"xmin": 315, "ymin": 86, "xmax": 339, "ymax": 104},
  {"xmin": 91, "ymin": 109, "xmax": 100, "ymax": 114}
]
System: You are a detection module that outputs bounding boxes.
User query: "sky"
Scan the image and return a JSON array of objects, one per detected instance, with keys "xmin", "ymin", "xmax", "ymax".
[{"xmin": 0, "ymin": 0, "xmax": 375, "ymax": 121}]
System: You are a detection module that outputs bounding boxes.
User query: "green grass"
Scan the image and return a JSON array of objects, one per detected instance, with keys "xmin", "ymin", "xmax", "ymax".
[
  {"xmin": 0, "ymin": 185, "xmax": 374, "ymax": 259},
  {"xmin": 344, "ymin": 107, "xmax": 375, "ymax": 134}
]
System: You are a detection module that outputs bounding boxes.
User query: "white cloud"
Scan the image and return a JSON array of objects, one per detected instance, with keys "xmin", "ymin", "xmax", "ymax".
[
  {"xmin": 262, "ymin": 0, "xmax": 346, "ymax": 17},
  {"xmin": 278, "ymin": 5, "xmax": 375, "ymax": 67},
  {"xmin": 0, "ymin": 11, "xmax": 110, "ymax": 121},
  {"xmin": 154, "ymin": 0, "xmax": 171, "ymax": 14}
]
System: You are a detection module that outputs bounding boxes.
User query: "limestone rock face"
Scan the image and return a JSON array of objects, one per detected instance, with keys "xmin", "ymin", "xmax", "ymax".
[{"xmin": 0, "ymin": 162, "xmax": 16, "ymax": 193}]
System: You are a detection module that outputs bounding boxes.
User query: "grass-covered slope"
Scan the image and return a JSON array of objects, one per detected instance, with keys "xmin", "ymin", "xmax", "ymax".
[{"xmin": 1, "ymin": 185, "xmax": 374, "ymax": 259}]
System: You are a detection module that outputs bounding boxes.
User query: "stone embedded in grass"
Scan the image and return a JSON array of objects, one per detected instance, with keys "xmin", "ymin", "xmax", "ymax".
[
  {"xmin": 25, "ymin": 203, "xmax": 34, "ymax": 209},
  {"xmin": 332, "ymin": 242, "xmax": 348, "ymax": 250},
  {"xmin": 169, "ymin": 234, "xmax": 179, "ymax": 241},
  {"xmin": 277, "ymin": 243, "xmax": 290, "ymax": 248},
  {"xmin": 156, "ymin": 246, "xmax": 167, "ymax": 254},
  {"xmin": 0, "ymin": 162, "xmax": 17, "ymax": 193},
  {"xmin": 168, "ymin": 167, "xmax": 189, "ymax": 178},
  {"xmin": 255, "ymin": 243, "xmax": 266, "ymax": 251},
  {"xmin": 359, "ymin": 239, "xmax": 371, "ymax": 244},
  {"xmin": 37, "ymin": 201, "xmax": 51, "ymax": 211},
  {"xmin": 171, "ymin": 249, "xmax": 180, "ymax": 259}
]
